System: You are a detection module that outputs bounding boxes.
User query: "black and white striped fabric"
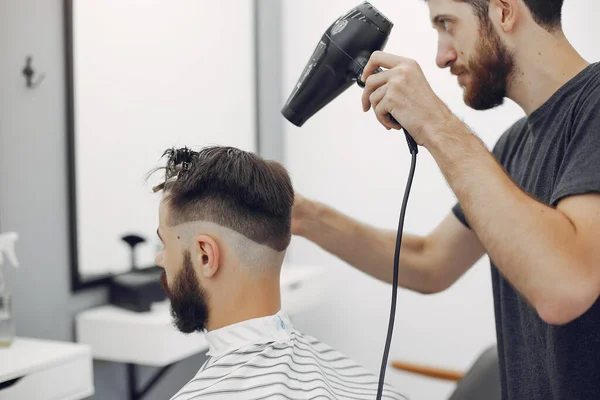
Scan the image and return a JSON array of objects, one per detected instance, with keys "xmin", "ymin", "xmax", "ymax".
[{"xmin": 170, "ymin": 311, "xmax": 408, "ymax": 399}]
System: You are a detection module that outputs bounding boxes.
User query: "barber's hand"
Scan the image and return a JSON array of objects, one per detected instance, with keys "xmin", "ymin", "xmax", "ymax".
[
  {"xmin": 361, "ymin": 51, "xmax": 453, "ymax": 146},
  {"xmin": 291, "ymin": 193, "xmax": 313, "ymax": 237}
]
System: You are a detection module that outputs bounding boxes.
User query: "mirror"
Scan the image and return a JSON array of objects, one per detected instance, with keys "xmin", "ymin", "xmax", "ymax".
[{"xmin": 65, "ymin": 0, "xmax": 257, "ymax": 290}]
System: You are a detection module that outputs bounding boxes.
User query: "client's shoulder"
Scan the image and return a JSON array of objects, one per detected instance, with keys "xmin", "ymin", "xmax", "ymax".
[
  {"xmin": 286, "ymin": 331, "xmax": 410, "ymax": 400},
  {"xmin": 170, "ymin": 330, "xmax": 409, "ymax": 400}
]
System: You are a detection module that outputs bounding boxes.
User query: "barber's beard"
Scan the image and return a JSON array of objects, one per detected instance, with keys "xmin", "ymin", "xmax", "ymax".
[
  {"xmin": 160, "ymin": 251, "xmax": 210, "ymax": 333},
  {"xmin": 462, "ymin": 19, "xmax": 516, "ymax": 110}
]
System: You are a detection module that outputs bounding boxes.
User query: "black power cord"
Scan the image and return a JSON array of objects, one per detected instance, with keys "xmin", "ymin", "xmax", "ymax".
[{"xmin": 376, "ymin": 131, "xmax": 418, "ymax": 399}]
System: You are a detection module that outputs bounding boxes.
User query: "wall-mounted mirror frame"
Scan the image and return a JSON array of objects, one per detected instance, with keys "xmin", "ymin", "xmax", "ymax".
[{"xmin": 64, "ymin": 0, "xmax": 260, "ymax": 291}]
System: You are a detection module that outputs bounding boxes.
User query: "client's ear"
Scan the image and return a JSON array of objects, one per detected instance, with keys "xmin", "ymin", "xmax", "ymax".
[{"xmin": 195, "ymin": 235, "xmax": 220, "ymax": 278}]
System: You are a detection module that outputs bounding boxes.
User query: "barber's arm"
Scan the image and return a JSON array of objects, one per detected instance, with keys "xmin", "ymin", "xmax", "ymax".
[
  {"xmin": 292, "ymin": 193, "xmax": 485, "ymax": 294},
  {"xmin": 361, "ymin": 51, "xmax": 600, "ymax": 325}
]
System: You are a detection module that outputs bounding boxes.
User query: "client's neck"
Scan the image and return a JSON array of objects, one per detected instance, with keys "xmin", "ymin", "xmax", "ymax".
[{"xmin": 206, "ymin": 272, "xmax": 281, "ymax": 331}]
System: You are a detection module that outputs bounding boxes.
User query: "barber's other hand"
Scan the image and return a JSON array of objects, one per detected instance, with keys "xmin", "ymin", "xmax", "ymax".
[
  {"xmin": 361, "ymin": 51, "xmax": 453, "ymax": 146},
  {"xmin": 291, "ymin": 193, "xmax": 315, "ymax": 237}
]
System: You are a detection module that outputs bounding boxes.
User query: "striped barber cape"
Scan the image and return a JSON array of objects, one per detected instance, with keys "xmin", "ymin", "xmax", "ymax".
[{"xmin": 170, "ymin": 311, "xmax": 408, "ymax": 400}]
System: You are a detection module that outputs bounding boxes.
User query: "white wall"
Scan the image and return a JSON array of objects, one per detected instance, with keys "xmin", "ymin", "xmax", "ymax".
[
  {"xmin": 0, "ymin": 1, "xmax": 214, "ymax": 398},
  {"xmin": 281, "ymin": 1, "xmax": 600, "ymax": 399}
]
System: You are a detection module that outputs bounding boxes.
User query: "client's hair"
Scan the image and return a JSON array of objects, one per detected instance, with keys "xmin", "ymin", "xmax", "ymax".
[{"xmin": 152, "ymin": 146, "xmax": 294, "ymax": 252}]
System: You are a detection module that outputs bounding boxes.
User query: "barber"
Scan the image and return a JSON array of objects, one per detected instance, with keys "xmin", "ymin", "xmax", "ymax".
[{"xmin": 292, "ymin": 0, "xmax": 600, "ymax": 399}]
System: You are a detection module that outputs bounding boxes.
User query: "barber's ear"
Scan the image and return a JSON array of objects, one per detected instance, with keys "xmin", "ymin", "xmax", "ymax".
[
  {"xmin": 489, "ymin": 0, "xmax": 519, "ymax": 33},
  {"xmin": 195, "ymin": 235, "xmax": 220, "ymax": 278}
]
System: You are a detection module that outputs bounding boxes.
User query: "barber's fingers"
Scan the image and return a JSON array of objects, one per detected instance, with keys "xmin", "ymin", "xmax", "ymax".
[
  {"xmin": 361, "ymin": 51, "xmax": 412, "ymax": 82},
  {"xmin": 375, "ymin": 97, "xmax": 402, "ymax": 131},
  {"xmin": 361, "ymin": 68, "xmax": 395, "ymax": 112},
  {"xmin": 367, "ymin": 84, "xmax": 386, "ymax": 113},
  {"xmin": 365, "ymin": 82, "xmax": 402, "ymax": 130}
]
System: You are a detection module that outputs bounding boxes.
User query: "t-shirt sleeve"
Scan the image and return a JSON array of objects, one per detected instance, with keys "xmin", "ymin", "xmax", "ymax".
[
  {"xmin": 451, "ymin": 201, "xmax": 470, "ymax": 229},
  {"xmin": 550, "ymin": 87, "xmax": 600, "ymax": 206}
]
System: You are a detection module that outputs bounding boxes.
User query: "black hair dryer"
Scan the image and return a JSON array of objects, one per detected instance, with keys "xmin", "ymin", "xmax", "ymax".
[{"xmin": 281, "ymin": 1, "xmax": 417, "ymax": 153}]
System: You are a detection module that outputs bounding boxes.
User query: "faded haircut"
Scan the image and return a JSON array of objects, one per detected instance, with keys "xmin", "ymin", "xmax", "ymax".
[{"xmin": 151, "ymin": 146, "xmax": 294, "ymax": 252}]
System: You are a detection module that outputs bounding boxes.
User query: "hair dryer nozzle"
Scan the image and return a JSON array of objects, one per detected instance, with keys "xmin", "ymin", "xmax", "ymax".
[{"xmin": 281, "ymin": 2, "xmax": 393, "ymax": 127}]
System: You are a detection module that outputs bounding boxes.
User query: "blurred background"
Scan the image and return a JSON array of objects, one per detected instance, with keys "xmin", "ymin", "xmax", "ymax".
[{"xmin": 1, "ymin": 0, "xmax": 598, "ymax": 399}]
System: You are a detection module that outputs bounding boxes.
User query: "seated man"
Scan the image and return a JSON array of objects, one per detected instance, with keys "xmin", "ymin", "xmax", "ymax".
[{"xmin": 152, "ymin": 146, "xmax": 406, "ymax": 400}]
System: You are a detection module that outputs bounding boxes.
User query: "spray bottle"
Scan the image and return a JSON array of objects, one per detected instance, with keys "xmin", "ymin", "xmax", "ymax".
[{"xmin": 0, "ymin": 232, "xmax": 19, "ymax": 346}]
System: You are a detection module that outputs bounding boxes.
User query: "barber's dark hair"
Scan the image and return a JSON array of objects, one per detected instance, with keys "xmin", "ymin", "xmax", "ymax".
[
  {"xmin": 152, "ymin": 146, "xmax": 294, "ymax": 252},
  {"xmin": 429, "ymin": 0, "xmax": 564, "ymax": 32}
]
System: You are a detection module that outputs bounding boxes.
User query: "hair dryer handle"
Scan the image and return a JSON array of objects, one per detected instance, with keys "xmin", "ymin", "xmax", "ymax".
[
  {"xmin": 357, "ymin": 69, "xmax": 418, "ymax": 154},
  {"xmin": 404, "ymin": 130, "xmax": 419, "ymax": 155},
  {"xmin": 395, "ymin": 121, "xmax": 419, "ymax": 155}
]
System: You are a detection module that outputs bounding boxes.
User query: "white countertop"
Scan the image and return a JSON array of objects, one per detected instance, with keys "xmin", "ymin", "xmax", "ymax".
[
  {"xmin": 0, "ymin": 337, "xmax": 91, "ymax": 383},
  {"xmin": 0, "ymin": 337, "xmax": 94, "ymax": 400}
]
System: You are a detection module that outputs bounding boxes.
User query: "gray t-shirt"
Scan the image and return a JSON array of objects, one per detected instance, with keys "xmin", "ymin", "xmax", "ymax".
[{"xmin": 453, "ymin": 62, "xmax": 600, "ymax": 400}]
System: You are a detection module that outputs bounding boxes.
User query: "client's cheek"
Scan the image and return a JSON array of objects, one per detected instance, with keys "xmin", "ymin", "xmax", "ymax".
[
  {"xmin": 159, "ymin": 270, "xmax": 169, "ymax": 290},
  {"xmin": 155, "ymin": 252, "xmax": 164, "ymax": 268},
  {"xmin": 159, "ymin": 269, "xmax": 176, "ymax": 298}
]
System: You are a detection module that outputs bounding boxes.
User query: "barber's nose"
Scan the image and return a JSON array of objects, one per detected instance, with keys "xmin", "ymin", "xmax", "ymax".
[{"xmin": 436, "ymin": 42, "xmax": 457, "ymax": 69}]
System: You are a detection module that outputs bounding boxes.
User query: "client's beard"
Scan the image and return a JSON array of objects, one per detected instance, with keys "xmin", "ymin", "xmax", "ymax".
[{"xmin": 160, "ymin": 251, "xmax": 210, "ymax": 333}]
